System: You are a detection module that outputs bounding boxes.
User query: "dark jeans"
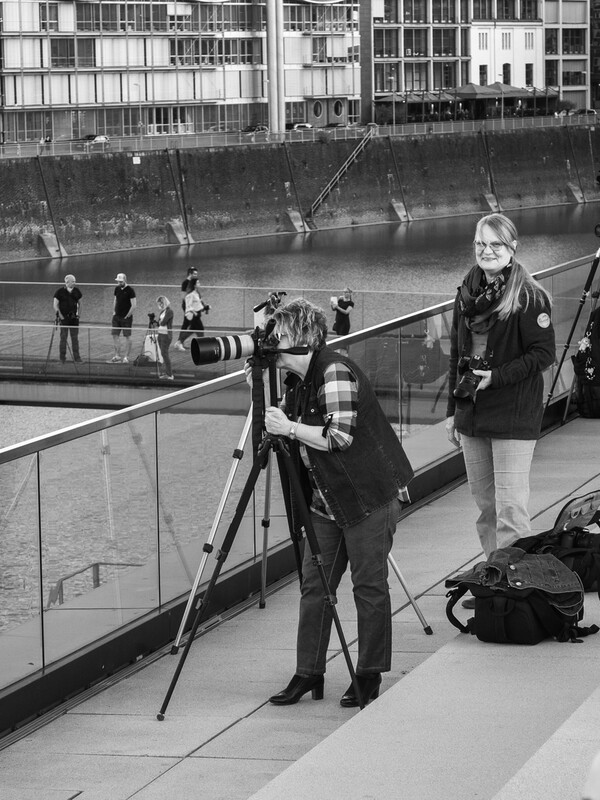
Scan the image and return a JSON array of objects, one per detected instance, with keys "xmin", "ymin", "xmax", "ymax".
[
  {"xmin": 59, "ymin": 320, "xmax": 80, "ymax": 360},
  {"xmin": 178, "ymin": 314, "xmax": 204, "ymax": 343},
  {"xmin": 296, "ymin": 498, "xmax": 399, "ymax": 677},
  {"xmin": 158, "ymin": 333, "xmax": 172, "ymax": 376}
]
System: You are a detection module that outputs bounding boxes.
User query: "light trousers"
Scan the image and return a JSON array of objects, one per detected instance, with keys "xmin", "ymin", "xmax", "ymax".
[{"xmin": 460, "ymin": 434, "xmax": 537, "ymax": 558}]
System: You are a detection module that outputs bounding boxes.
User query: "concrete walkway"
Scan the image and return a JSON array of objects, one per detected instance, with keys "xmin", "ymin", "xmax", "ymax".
[{"xmin": 1, "ymin": 417, "xmax": 600, "ymax": 800}]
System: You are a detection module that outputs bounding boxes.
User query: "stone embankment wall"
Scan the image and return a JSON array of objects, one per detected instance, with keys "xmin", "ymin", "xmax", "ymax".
[{"xmin": 0, "ymin": 126, "xmax": 598, "ymax": 262}]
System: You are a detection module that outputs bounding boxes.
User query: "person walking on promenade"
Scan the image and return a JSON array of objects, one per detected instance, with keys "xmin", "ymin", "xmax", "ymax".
[
  {"xmin": 53, "ymin": 274, "xmax": 82, "ymax": 363},
  {"xmin": 109, "ymin": 272, "xmax": 137, "ymax": 363},
  {"xmin": 175, "ymin": 266, "xmax": 198, "ymax": 346},
  {"xmin": 174, "ymin": 278, "xmax": 209, "ymax": 351},
  {"xmin": 445, "ymin": 213, "xmax": 555, "ymax": 607},
  {"xmin": 246, "ymin": 297, "xmax": 413, "ymax": 708},
  {"xmin": 156, "ymin": 295, "xmax": 174, "ymax": 380},
  {"xmin": 331, "ymin": 287, "xmax": 354, "ymax": 336}
]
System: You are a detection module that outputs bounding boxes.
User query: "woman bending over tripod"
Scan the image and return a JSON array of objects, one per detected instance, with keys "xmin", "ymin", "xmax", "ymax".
[{"xmin": 256, "ymin": 298, "xmax": 413, "ymax": 708}]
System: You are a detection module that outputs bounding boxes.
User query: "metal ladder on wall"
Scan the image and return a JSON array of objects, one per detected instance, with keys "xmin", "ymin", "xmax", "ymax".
[{"xmin": 305, "ymin": 127, "xmax": 377, "ymax": 225}]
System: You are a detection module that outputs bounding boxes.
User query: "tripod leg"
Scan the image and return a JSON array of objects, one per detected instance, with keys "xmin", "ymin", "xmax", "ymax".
[
  {"xmin": 171, "ymin": 409, "xmax": 253, "ymax": 652},
  {"xmin": 259, "ymin": 453, "xmax": 273, "ymax": 609},
  {"xmin": 387, "ymin": 553, "xmax": 433, "ymax": 635},
  {"xmin": 275, "ymin": 441, "xmax": 365, "ymax": 710},
  {"xmin": 42, "ymin": 321, "xmax": 57, "ymax": 374},
  {"xmin": 157, "ymin": 436, "xmax": 271, "ymax": 719}
]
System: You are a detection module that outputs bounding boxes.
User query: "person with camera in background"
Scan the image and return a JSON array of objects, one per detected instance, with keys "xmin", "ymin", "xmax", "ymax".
[
  {"xmin": 53, "ymin": 274, "xmax": 82, "ymax": 363},
  {"xmin": 248, "ymin": 297, "xmax": 413, "ymax": 708},
  {"xmin": 445, "ymin": 214, "xmax": 555, "ymax": 607},
  {"xmin": 174, "ymin": 278, "xmax": 209, "ymax": 351}
]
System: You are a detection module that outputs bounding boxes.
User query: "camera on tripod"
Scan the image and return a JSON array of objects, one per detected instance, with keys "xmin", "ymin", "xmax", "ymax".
[
  {"xmin": 147, "ymin": 311, "xmax": 157, "ymax": 327},
  {"xmin": 453, "ymin": 354, "xmax": 488, "ymax": 401}
]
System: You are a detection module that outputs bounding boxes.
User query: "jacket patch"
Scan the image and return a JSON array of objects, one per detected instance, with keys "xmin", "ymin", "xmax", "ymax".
[{"xmin": 537, "ymin": 312, "xmax": 551, "ymax": 329}]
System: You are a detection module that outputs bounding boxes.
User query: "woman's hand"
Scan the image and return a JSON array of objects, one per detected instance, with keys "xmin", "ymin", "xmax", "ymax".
[
  {"xmin": 265, "ymin": 406, "xmax": 292, "ymax": 436},
  {"xmin": 445, "ymin": 415, "xmax": 461, "ymax": 447},
  {"xmin": 472, "ymin": 369, "xmax": 492, "ymax": 391}
]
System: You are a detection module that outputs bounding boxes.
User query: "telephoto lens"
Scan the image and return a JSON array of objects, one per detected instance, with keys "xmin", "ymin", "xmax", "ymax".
[{"xmin": 191, "ymin": 334, "xmax": 255, "ymax": 365}]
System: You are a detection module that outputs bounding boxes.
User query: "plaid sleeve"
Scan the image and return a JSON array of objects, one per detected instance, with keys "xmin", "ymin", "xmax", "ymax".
[{"xmin": 317, "ymin": 363, "xmax": 358, "ymax": 451}]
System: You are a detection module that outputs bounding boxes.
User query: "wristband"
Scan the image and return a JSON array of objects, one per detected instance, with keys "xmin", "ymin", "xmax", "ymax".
[{"xmin": 288, "ymin": 422, "xmax": 298, "ymax": 440}]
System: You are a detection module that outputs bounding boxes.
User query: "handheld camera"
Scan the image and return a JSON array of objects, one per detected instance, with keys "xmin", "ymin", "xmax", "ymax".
[{"xmin": 453, "ymin": 354, "xmax": 488, "ymax": 401}]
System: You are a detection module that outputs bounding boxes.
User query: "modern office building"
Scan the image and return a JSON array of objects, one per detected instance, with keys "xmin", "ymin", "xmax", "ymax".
[
  {"xmin": 0, "ymin": 0, "xmax": 361, "ymax": 142},
  {"xmin": 365, "ymin": 0, "xmax": 591, "ymax": 121}
]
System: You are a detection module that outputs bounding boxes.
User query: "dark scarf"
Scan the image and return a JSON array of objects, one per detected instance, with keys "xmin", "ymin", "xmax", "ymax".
[{"xmin": 458, "ymin": 263, "xmax": 512, "ymax": 334}]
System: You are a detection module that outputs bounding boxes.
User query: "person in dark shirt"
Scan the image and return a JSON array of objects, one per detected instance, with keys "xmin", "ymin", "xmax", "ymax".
[
  {"xmin": 109, "ymin": 272, "xmax": 137, "ymax": 363},
  {"xmin": 332, "ymin": 287, "xmax": 354, "ymax": 336},
  {"xmin": 175, "ymin": 266, "xmax": 198, "ymax": 348},
  {"xmin": 53, "ymin": 274, "xmax": 82, "ymax": 363}
]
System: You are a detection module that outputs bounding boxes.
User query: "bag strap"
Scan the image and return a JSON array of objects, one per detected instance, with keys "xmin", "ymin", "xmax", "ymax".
[
  {"xmin": 445, "ymin": 585, "xmax": 471, "ymax": 633},
  {"xmin": 528, "ymin": 594, "xmax": 599, "ymax": 642}
]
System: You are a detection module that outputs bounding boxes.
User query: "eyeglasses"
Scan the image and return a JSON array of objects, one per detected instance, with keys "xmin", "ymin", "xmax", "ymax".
[{"xmin": 473, "ymin": 240, "xmax": 507, "ymax": 253}]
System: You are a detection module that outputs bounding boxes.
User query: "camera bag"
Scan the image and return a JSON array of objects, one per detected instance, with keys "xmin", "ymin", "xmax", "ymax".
[
  {"xmin": 514, "ymin": 489, "xmax": 600, "ymax": 594},
  {"xmin": 445, "ymin": 548, "xmax": 599, "ymax": 645}
]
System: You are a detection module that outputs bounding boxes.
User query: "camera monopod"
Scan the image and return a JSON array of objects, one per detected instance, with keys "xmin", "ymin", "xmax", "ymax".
[
  {"xmin": 544, "ymin": 240, "xmax": 600, "ymax": 416},
  {"xmin": 156, "ymin": 344, "xmax": 366, "ymax": 720}
]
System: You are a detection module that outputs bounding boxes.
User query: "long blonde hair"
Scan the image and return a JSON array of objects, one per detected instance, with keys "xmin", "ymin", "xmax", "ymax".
[{"xmin": 475, "ymin": 214, "xmax": 552, "ymax": 320}]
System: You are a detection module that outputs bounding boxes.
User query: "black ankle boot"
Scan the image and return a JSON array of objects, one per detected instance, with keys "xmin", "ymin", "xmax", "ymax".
[
  {"xmin": 340, "ymin": 673, "xmax": 382, "ymax": 708},
  {"xmin": 269, "ymin": 674, "xmax": 324, "ymax": 705}
]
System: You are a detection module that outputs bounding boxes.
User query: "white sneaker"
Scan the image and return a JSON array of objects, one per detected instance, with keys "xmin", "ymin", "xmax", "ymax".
[
  {"xmin": 107, "ymin": 355, "xmax": 121, "ymax": 363},
  {"xmin": 174, "ymin": 341, "xmax": 185, "ymax": 351},
  {"xmin": 122, "ymin": 356, "xmax": 129, "ymax": 364}
]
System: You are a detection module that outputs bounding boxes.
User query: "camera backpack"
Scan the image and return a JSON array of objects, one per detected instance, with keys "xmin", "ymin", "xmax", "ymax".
[
  {"xmin": 445, "ymin": 547, "xmax": 599, "ymax": 645},
  {"xmin": 514, "ymin": 489, "xmax": 600, "ymax": 594}
]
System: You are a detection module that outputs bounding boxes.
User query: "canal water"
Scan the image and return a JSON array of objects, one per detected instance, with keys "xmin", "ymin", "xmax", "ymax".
[{"xmin": 2, "ymin": 203, "xmax": 600, "ymax": 447}]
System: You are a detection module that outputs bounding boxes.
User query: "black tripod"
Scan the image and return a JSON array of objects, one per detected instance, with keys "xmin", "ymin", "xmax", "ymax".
[{"xmin": 157, "ymin": 349, "xmax": 364, "ymax": 720}]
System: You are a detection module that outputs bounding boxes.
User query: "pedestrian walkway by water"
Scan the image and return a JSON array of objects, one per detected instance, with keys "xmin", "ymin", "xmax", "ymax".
[{"xmin": 1, "ymin": 416, "xmax": 599, "ymax": 800}]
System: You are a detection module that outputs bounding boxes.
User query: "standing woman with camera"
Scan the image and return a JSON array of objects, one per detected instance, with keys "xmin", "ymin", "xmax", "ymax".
[
  {"xmin": 445, "ymin": 213, "xmax": 555, "ymax": 571},
  {"xmin": 175, "ymin": 278, "xmax": 209, "ymax": 351},
  {"xmin": 156, "ymin": 296, "xmax": 174, "ymax": 380}
]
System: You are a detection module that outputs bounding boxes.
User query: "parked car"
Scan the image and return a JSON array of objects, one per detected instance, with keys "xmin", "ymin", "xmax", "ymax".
[
  {"xmin": 81, "ymin": 134, "xmax": 110, "ymax": 149},
  {"xmin": 570, "ymin": 109, "xmax": 597, "ymax": 116},
  {"xmin": 241, "ymin": 124, "xmax": 269, "ymax": 134}
]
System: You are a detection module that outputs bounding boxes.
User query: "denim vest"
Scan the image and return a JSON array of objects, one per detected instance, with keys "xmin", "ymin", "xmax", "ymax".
[
  {"xmin": 447, "ymin": 547, "xmax": 584, "ymax": 617},
  {"xmin": 284, "ymin": 348, "xmax": 413, "ymax": 529}
]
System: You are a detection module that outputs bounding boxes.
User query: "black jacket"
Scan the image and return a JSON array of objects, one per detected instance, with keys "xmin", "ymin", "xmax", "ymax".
[{"xmin": 446, "ymin": 265, "xmax": 556, "ymax": 439}]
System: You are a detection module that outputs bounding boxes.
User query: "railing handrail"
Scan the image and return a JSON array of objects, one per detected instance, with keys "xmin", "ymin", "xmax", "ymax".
[{"xmin": 0, "ymin": 251, "xmax": 591, "ymax": 465}]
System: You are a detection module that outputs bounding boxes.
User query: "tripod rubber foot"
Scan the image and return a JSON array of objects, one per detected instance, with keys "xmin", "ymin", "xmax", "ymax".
[
  {"xmin": 423, "ymin": 626, "xmax": 433, "ymax": 636},
  {"xmin": 170, "ymin": 645, "xmax": 179, "ymax": 655},
  {"xmin": 156, "ymin": 713, "xmax": 165, "ymax": 721},
  {"xmin": 259, "ymin": 601, "xmax": 266, "ymax": 609}
]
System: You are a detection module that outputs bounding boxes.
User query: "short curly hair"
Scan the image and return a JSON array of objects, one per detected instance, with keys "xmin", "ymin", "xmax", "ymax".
[{"xmin": 272, "ymin": 297, "xmax": 328, "ymax": 350}]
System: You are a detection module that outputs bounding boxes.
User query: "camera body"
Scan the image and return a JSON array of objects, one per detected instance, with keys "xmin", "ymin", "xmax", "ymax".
[
  {"xmin": 453, "ymin": 354, "xmax": 488, "ymax": 401},
  {"xmin": 148, "ymin": 311, "xmax": 157, "ymax": 327}
]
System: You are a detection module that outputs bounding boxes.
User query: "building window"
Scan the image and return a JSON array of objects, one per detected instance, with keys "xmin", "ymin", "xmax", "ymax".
[
  {"xmin": 404, "ymin": 29, "xmax": 427, "ymax": 57},
  {"xmin": 545, "ymin": 29, "xmax": 558, "ymax": 55},
  {"xmin": 334, "ymin": 100, "xmax": 343, "ymax": 116},
  {"xmin": 404, "ymin": 0, "xmax": 427, "ymax": 23},
  {"xmin": 497, "ymin": 0, "xmax": 516, "ymax": 20},
  {"xmin": 501, "ymin": 32, "xmax": 511, "ymax": 50},
  {"xmin": 478, "ymin": 32, "xmax": 488, "ymax": 50},
  {"xmin": 40, "ymin": 2, "xmax": 59, "ymax": 32},
  {"xmin": 170, "ymin": 38, "xmax": 200, "ymax": 66},
  {"xmin": 501, "ymin": 62, "xmax": 511, "ymax": 83},
  {"xmin": 545, "ymin": 60, "xmax": 558, "ymax": 85},
  {"xmin": 479, "ymin": 64, "xmax": 488, "ymax": 84},
  {"xmin": 313, "ymin": 100, "xmax": 323, "ymax": 118},
  {"xmin": 563, "ymin": 30, "xmax": 585, "ymax": 55},
  {"xmin": 432, "ymin": 29, "xmax": 456, "ymax": 57},
  {"xmin": 525, "ymin": 62, "xmax": 533, "ymax": 86},
  {"xmin": 433, "ymin": 61, "xmax": 456, "ymax": 88},
  {"xmin": 50, "ymin": 38, "xmax": 95, "ymax": 68},
  {"xmin": 524, "ymin": 31, "xmax": 534, "ymax": 50},
  {"xmin": 404, "ymin": 62, "xmax": 428, "ymax": 91},
  {"xmin": 472, "ymin": 0, "xmax": 493, "ymax": 19},
  {"xmin": 432, "ymin": 0, "xmax": 456, "ymax": 23},
  {"xmin": 521, "ymin": 0, "xmax": 538, "ymax": 20},
  {"xmin": 374, "ymin": 30, "xmax": 399, "ymax": 58}
]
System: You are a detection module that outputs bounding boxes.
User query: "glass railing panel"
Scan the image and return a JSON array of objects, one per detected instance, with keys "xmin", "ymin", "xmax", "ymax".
[
  {"xmin": 0, "ymin": 453, "xmax": 43, "ymax": 689},
  {"xmin": 39, "ymin": 416, "xmax": 159, "ymax": 665},
  {"xmin": 156, "ymin": 378, "xmax": 291, "ymax": 605}
]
